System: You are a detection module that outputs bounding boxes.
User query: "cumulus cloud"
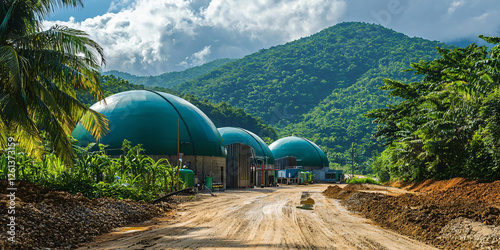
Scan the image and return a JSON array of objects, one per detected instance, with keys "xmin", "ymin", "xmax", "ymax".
[
  {"xmin": 179, "ymin": 45, "xmax": 212, "ymax": 67},
  {"xmin": 203, "ymin": 0, "xmax": 345, "ymax": 42}
]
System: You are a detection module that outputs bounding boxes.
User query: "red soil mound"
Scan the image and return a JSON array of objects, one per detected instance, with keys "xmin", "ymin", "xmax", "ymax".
[
  {"xmin": 405, "ymin": 177, "xmax": 473, "ymax": 193},
  {"xmin": 322, "ymin": 184, "xmax": 368, "ymax": 200},
  {"xmin": 342, "ymin": 183, "xmax": 368, "ymax": 192},
  {"xmin": 322, "ymin": 185, "xmax": 343, "ymax": 198}
]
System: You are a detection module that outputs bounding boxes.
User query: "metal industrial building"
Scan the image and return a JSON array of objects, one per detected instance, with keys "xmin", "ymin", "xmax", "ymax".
[
  {"xmin": 72, "ymin": 90, "xmax": 227, "ymax": 188},
  {"xmin": 218, "ymin": 127, "xmax": 275, "ymax": 188}
]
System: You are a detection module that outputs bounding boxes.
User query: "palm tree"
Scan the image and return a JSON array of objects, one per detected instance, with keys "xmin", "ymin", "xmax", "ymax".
[{"xmin": 0, "ymin": 0, "xmax": 108, "ymax": 164}]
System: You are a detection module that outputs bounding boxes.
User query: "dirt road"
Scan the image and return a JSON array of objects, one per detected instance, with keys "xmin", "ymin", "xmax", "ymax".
[{"xmin": 83, "ymin": 184, "xmax": 435, "ymax": 249}]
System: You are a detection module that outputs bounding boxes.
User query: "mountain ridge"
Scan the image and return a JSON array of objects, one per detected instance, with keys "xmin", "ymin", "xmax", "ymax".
[{"xmin": 104, "ymin": 58, "xmax": 235, "ymax": 88}]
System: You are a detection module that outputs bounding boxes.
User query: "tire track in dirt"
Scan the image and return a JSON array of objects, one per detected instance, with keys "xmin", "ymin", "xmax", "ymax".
[{"xmin": 82, "ymin": 185, "xmax": 436, "ymax": 249}]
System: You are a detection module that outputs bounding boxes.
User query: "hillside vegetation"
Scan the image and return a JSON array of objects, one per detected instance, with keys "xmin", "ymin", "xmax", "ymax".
[
  {"xmin": 369, "ymin": 36, "xmax": 500, "ymax": 182},
  {"xmin": 77, "ymin": 75, "xmax": 277, "ymax": 141},
  {"xmin": 174, "ymin": 22, "xmax": 450, "ymax": 171},
  {"xmin": 105, "ymin": 58, "xmax": 235, "ymax": 88}
]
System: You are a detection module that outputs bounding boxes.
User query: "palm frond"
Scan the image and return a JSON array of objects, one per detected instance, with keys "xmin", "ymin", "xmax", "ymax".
[{"xmin": 0, "ymin": 0, "xmax": 106, "ymax": 165}]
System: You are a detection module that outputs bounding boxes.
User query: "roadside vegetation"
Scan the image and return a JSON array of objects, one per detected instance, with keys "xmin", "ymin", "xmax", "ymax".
[
  {"xmin": 369, "ymin": 36, "xmax": 500, "ymax": 182},
  {"xmin": 346, "ymin": 177, "xmax": 380, "ymax": 185},
  {"xmin": 0, "ymin": 138, "xmax": 181, "ymax": 201}
]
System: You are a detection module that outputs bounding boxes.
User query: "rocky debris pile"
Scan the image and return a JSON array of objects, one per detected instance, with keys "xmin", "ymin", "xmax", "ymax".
[
  {"xmin": 0, "ymin": 181, "xmax": 167, "ymax": 250},
  {"xmin": 332, "ymin": 180, "xmax": 500, "ymax": 249},
  {"xmin": 438, "ymin": 217, "xmax": 500, "ymax": 249}
]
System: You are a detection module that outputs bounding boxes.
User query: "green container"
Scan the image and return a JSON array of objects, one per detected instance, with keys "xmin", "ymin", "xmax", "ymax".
[
  {"xmin": 179, "ymin": 169, "xmax": 194, "ymax": 188},
  {"xmin": 298, "ymin": 171, "xmax": 311, "ymax": 184},
  {"xmin": 205, "ymin": 176, "xmax": 213, "ymax": 190},
  {"xmin": 298, "ymin": 172, "xmax": 305, "ymax": 184}
]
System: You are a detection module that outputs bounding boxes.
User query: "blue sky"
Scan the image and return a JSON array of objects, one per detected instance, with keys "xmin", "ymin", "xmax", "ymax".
[
  {"xmin": 47, "ymin": 0, "xmax": 114, "ymax": 21},
  {"xmin": 45, "ymin": 0, "xmax": 500, "ymax": 76}
]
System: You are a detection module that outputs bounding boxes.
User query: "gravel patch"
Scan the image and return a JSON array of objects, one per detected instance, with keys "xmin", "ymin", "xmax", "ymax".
[{"xmin": 438, "ymin": 217, "xmax": 500, "ymax": 249}]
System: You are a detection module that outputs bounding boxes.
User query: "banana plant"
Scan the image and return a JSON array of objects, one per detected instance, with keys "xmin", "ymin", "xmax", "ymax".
[{"xmin": 140, "ymin": 157, "xmax": 172, "ymax": 192}]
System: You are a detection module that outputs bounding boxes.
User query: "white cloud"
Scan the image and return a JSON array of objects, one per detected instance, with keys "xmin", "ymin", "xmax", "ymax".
[
  {"xmin": 108, "ymin": 0, "xmax": 136, "ymax": 12},
  {"xmin": 203, "ymin": 0, "xmax": 346, "ymax": 41},
  {"xmin": 180, "ymin": 45, "xmax": 212, "ymax": 67},
  {"xmin": 448, "ymin": 0, "xmax": 465, "ymax": 14}
]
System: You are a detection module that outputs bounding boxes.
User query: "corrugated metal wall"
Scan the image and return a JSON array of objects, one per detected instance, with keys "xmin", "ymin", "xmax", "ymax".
[{"xmin": 226, "ymin": 143, "xmax": 253, "ymax": 188}]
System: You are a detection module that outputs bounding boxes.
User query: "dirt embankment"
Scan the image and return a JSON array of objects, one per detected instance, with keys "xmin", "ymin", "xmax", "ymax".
[
  {"xmin": 323, "ymin": 178, "xmax": 500, "ymax": 249},
  {"xmin": 0, "ymin": 180, "xmax": 178, "ymax": 250}
]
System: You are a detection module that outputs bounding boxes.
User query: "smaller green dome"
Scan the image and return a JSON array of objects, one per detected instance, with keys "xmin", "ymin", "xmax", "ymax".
[
  {"xmin": 218, "ymin": 127, "xmax": 274, "ymax": 164},
  {"xmin": 269, "ymin": 136, "xmax": 328, "ymax": 167}
]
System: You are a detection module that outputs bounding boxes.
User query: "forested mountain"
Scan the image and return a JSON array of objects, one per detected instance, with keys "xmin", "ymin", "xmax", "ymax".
[
  {"xmin": 105, "ymin": 58, "xmax": 235, "ymax": 88},
  {"xmin": 173, "ymin": 22, "xmax": 451, "ymax": 171},
  {"xmin": 77, "ymin": 75, "xmax": 277, "ymax": 141}
]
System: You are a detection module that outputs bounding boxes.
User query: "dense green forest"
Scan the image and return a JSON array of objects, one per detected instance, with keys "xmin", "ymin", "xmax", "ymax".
[
  {"xmin": 172, "ymin": 22, "xmax": 451, "ymax": 172},
  {"xmin": 77, "ymin": 75, "xmax": 277, "ymax": 141},
  {"xmin": 105, "ymin": 58, "xmax": 235, "ymax": 88},
  {"xmin": 368, "ymin": 36, "xmax": 500, "ymax": 182}
]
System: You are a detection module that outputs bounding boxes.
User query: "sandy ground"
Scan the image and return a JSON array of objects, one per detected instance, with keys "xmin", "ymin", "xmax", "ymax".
[{"xmin": 82, "ymin": 184, "xmax": 435, "ymax": 250}]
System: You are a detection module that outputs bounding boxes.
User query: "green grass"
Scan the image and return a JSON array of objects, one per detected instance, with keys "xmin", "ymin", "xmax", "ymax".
[{"xmin": 346, "ymin": 177, "xmax": 380, "ymax": 185}]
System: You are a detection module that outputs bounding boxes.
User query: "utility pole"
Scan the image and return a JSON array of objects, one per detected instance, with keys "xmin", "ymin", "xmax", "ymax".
[
  {"xmin": 351, "ymin": 142, "xmax": 355, "ymax": 180},
  {"xmin": 177, "ymin": 118, "xmax": 180, "ymax": 191}
]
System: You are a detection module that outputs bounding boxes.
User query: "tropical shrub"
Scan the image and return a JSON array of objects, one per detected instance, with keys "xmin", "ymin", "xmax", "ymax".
[{"xmin": 0, "ymin": 139, "xmax": 181, "ymax": 201}]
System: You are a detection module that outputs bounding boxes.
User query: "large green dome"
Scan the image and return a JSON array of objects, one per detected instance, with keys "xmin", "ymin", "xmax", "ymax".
[
  {"xmin": 269, "ymin": 136, "xmax": 328, "ymax": 167},
  {"xmin": 218, "ymin": 127, "xmax": 274, "ymax": 164},
  {"xmin": 72, "ymin": 90, "xmax": 225, "ymax": 156}
]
